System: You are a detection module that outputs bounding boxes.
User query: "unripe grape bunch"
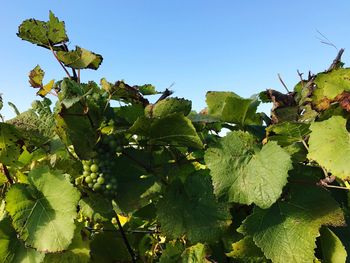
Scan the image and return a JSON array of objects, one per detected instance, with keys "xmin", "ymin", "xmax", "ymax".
[{"xmin": 80, "ymin": 135, "xmax": 122, "ymax": 197}]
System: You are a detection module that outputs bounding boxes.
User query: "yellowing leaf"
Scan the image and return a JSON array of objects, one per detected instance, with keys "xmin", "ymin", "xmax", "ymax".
[{"xmin": 37, "ymin": 79, "xmax": 54, "ymax": 96}]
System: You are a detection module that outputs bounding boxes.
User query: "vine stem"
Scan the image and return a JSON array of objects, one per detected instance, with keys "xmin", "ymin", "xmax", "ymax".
[
  {"xmin": 49, "ymin": 45, "xmax": 72, "ymax": 79},
  {"xmin": 115, "ymin": 215, "xmax": 137, "ymax": 263},
  {"xmin": 1, "ymin": 164, "xmax": 13, "ymax": 185}
]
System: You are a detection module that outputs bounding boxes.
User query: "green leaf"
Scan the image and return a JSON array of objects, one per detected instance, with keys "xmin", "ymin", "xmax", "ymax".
[
  {"xmin": 130, "ymin": 113, "xmax": 203, "ymax": 149},
  {"xmin": 0, "ymin": 217, "xmax": 45, "ymax": 263},
  {"xmin": 114, "ymin": 104, "xmax": 145, "ymax": 124},
  {"xmin": 7, "ymin": 110, "xmax": 54, "ymax": 146},
  {"xmin": 319, "ymin": 227, "xmax": 347, "ymax": 263},
  {"xmin": 90, "ymin": 231, "xmax": 130, "ymax": 262},
  {"xmin": 57, "ymin": 78, "xmax": 84, "ymax": 109},
  {"xmin": 43, "ymin": 223, "xmax": 90, "ymax": 263},
  {"xmin": 159, "ymin": 241, "xmax": 185, "ymax": 263},
  {"xmin": 57, "ymin": 46, "xmax": 103, "ymax": 70},
  {"xmin": 238, "ymin": 183, "xmax": 345, "ymax": 263},
  {"xmin": 181, "ymin": 243, "xmax": 210, "ymax": 263},
  {"xmin": 113, "ymin": 150, "xmax": 158, "ymax": 213},
  {"xmin": 137, "ymin": 84, "xmax": 158, "ymax": 95},
  {"xmin": 205, "ymin": 131, "xmax": 292, "ymax": 208},
  {"xmin": 55, "ymin": 101, "xmax": 97, "ymax": 160},
  {"xmin": 100, "ymin": 79, "xmax": 149, "ymax": 105},
  {"xmin": 146, "ymin": 98, "xmax": 192, "ymax": 118},
  {"xmin": 307, "ymin": 116, "xmax": 350, "ymax": 180},
  {"xmin": 79, "ymin": 193, "xmax": 114, "ymax": 222},
  {"xmin": 5, "ymin": 166, "xmax": 80, "ymax": 252},
  {"xmin": 17, "ymin": 11, "xmax": 68, "ymax": 49},
  {"xmin": 226, "ymin": 236, "xmax": 269, "ymax": 263},
  {"xmin": 312, "ymin": 68, "xmax": 350, "ymax": 107},
  {"xmin": 206, "ymin": 91, "xmax": 262, "ymax": 126},
  {"xmin": 0, "ymin": 123, "xmax": 22, "ymax": 165},
  {"xmin": 266, "ymin": 122, "xmax": 310, "ymax": 146},
  {"xmin": 157, "ymin": 171, "xmax": 231, "ymax": 243}
]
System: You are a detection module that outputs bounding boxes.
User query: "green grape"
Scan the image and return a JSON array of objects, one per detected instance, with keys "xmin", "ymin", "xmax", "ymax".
[
  {"xmin": 90, "ymin": 164, "xmax": 99, "ymax": 172},
  {"xmin": 88, "ymin": 183, "xmax": 93, "ymax": 188},
  {"xmin": 93, "ymin": 183, "xmax": 101, "ymax": 191},
  {"xmin": 83, "ymin": 171, "xmax": 90, "ymax": 176},
  {"xmin": 97, "ymin": 177, "xmax": 105, "ymax": 184},
  {"xmin": 85, "ymin": 176, "xmax": 92, "ymax": 184},
  {"xmin": 83, "ymin": 165, "xmax": 90, "ymax": 171},
  {"xmin": 90, "ymin": 173, "xmax": 98, "ymax": 179},
  {"xmin": 106, "ymin": 184, "xmax": 112, "ymax": 190}
]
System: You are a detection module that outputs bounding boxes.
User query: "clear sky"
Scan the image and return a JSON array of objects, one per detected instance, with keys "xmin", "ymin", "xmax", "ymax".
[{"xmin": 1, "ymin": 0, "xmax": 350, "ymax": 119}]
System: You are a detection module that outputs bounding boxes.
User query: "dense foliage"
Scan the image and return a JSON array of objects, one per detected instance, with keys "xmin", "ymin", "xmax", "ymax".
[{"xmin": 0, "ymin": 11, "xmax": 349, "ymax": 262}]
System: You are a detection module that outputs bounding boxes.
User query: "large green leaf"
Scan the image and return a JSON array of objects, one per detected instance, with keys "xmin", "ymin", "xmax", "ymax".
[
  {"xmin": 114, "ymin": 104, "xmax": 145, "ymax": 124},
  {"xmin": 157, "ymin": 171, "xmax": 231, "ymax": 243},
  {"xmin": 17, "ymin": 11, "xmax": 68, "ymax": 49},
  {"xmin": 205, "ymin": 131, "xmax": 292, "ymax": 208},
  {"xmin": 238, "ymin": 183, "xmax": 345, "ymax": 263},
  {"xmin": 130, "ymin": 113, "xmax": 203, "ymax": 149},
  {"xmin": 43, "ymin": 223, "xmax": 90, "ymax": 263},
  {"xmin": 226, "ymin": 236, "xmax": 269, "ymax": 263},
  {"xmin": 307, "ymin": 116, "xmax": 350, "ymax": 180},
  {"xmin": 312, "ymin": 68, "xmax": 350, "ymax": 106},
  {"xmin": 57, "ymin": 46, "xmax": 103, "ymax": 70},
  {"xmin": 5, "ymin": 166, "xmax": 80, "ymax": 252},
  {"xmin": 319, "ymin": 227, "xmax": 347, "ymax": 263},
  {"xmin": 7, "ymin": 110, "xmax": 55, "ymax": 146},
  {"xmin": 55, "ymin": 101, "xmax": 97, "ymax": 160},
  {"xmin": 146, "ymin": 98, "xmax": 192, "ymax": 118},
  {"xmin": 0, "ymin": 217, "xmax": 44, "ymax": 263},
  {"xmin": 266, "ymin": 122, "xmax": 310, "ymax": 146},
  {"xmin": 0, "ymin": 123, "xmax": 22, "ymax": 165},
  {"xmin": 206, "ymin": 91, "xmax": 262, "ymax": 126},
  {"xmin": 113, "ymin": 150, "xmax": 159, "ymax": 213}
]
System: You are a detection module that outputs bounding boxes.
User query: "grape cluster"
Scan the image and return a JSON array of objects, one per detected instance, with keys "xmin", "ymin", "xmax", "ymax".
[{"xmin": 81, "ymin": 135, "xmax": 122, "ymax": 197}]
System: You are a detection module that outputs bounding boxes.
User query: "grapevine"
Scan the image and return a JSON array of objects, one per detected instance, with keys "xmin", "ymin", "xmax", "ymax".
[{"xmin": 0, "ymin": 11, "xmax": 349, "ymax": 263}]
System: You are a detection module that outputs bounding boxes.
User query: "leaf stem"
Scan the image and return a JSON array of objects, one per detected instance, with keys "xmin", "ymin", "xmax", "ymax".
[{"xmin": 115, "ymin": 214, "xmax": 137, "ymax": 263}]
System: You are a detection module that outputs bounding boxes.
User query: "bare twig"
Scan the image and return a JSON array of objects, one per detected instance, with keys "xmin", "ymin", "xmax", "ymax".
[
  {"xmin": 277, "ymin": 74, "xmax": 290, "ymax": 93},
  {"xmin": 316, "ymin": 29, "xmax": 338, "ymax": 50}
]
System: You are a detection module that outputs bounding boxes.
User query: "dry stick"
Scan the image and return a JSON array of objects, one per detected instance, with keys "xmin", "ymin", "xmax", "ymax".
[
  {"xmin": 327, "ymin": 48, "xmax": 345, "ymax": 72},
  {"xmin": 49, "ymin": 46, "xmax": 72, "ymax": 79},
  {"xmin": 115, "ymin": 215, "xmax": 137, "ymax": 263},
  {"xmin": 277, "ymin": 73, "xmax": 290, "ymax": 93}
]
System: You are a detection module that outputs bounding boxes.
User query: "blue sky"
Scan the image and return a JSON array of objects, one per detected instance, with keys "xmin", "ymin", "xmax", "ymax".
[{"xmin": 1, "ymin": 1, "xmax": 350, "ymax": 119}]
